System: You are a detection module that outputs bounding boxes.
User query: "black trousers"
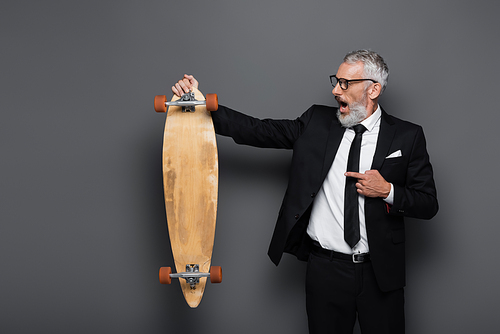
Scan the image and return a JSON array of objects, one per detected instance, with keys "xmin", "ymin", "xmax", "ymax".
[{"xmin": 306, "ymin": 249, "xmax": 405, "ymax": 334}]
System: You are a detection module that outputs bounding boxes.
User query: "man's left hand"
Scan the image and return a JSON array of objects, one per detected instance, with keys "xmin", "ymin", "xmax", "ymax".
[{"xmin": 345, "ymin": 170, "xmax": 391, "ymax": 198}]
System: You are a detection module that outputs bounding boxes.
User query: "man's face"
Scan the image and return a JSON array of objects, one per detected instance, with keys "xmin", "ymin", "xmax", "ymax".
[{"xmin": 333, "ymin": 62, "xmax": 370, "ymax": 127}]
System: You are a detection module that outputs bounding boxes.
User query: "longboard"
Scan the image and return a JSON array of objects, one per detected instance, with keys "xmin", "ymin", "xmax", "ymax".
[{"xmin": 154, "ymin": 88, "xmax": 222, "ymax": 308}]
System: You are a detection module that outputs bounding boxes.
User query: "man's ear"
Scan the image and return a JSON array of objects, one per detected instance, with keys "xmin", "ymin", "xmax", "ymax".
[{"xmin": 368, "ymin": 82, "xmax": 382, "ymax": 100}]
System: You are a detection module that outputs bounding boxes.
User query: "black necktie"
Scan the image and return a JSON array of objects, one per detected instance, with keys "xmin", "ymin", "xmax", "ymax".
[{"xmin": 344, "ymin": 124, "xmax": 367, "ymax": 249}]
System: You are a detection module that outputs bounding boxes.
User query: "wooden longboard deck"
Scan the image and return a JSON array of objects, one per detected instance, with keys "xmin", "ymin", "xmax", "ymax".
[{"xmin": 162, "ymin": 88, "xmax": 218, "ymax": 308}]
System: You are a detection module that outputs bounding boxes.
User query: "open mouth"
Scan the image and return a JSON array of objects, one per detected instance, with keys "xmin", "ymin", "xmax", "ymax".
[{"xmin": 336, "ymin": 97, "xmax": 349, "ymax": 113}]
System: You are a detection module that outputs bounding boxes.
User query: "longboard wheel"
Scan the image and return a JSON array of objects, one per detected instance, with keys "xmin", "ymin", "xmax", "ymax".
[
  {"xmin": 205, "ymin": 94, "xmax": 218, "ymax": 112},
  {"xmin": 210, "ymin": 266, "xmax": 222, "ymax": 284},
  {"xmin": 159, "ymin": 267, "xmax": 172, "ymax": 284},
  {"xmin": 154, "ymin": 95, "xmax": 167, "ymax": 113}
]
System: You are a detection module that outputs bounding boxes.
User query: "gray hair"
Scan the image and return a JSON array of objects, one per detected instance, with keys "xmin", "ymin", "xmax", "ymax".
[{"xmin": 343, "ymin": 50, "xmax": 389, "ymax": 93}]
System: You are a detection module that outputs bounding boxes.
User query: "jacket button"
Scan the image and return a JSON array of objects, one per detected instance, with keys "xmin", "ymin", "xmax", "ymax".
[
  {"xmin": 294, "ymin": 214, "xmax": 300, "ymax": 219},
  {"xmin": 311, "ymin": 192, "xmax": 316, "ymax": 198}
]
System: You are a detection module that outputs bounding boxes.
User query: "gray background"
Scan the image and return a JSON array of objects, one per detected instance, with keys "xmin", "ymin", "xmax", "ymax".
[{"xmin": 1, "ymin": 0, "xmax": 499, "ymax": 333}]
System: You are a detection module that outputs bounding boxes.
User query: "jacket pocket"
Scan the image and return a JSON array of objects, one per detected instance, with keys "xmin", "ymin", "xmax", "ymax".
[{"xmin": 383, "ymin": 156, "xmax": 406, "ymax": 166}]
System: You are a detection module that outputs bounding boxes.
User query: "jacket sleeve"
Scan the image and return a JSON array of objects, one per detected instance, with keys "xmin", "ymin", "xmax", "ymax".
[
  {"xmin": 211, "ymin": 105, "xmax": 313, "ymax": 149},
  {"xmin": 389, "ymin": 126, "xmax": 439, "ymax": 220}
]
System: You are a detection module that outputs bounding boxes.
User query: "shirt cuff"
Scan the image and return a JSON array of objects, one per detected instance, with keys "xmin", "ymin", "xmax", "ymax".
[{"xmin": 383, "ymin": 183, "xmax": 394, "ymax": 205}]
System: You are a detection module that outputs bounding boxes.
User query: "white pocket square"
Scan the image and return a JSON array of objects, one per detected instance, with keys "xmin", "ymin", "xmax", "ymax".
[{"xmin": 386, "ymin": 150, "xmax": 402, "ymax": 159}]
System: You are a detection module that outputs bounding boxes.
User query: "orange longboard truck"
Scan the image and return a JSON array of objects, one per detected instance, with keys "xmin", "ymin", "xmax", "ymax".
[{"xmin": 154, "ymin": 88, "xmax": 222, "ymax": 308}]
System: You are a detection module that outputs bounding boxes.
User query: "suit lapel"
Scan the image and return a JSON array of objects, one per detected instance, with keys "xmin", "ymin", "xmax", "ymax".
[{"xmin": 371, "ymin": 107, "xmax": 396, "ymax": 170}]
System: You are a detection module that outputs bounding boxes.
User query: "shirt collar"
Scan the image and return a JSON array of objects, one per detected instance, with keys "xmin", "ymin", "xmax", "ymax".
[{"xmin": 360, "ymin": 104, "xmax": 381, "ymax": 132}]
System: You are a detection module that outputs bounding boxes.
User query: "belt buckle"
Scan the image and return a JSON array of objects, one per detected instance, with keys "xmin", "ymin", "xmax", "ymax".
[{"xmin": 352, "ymin": 253, "xmax": 364, "ymax": 263}]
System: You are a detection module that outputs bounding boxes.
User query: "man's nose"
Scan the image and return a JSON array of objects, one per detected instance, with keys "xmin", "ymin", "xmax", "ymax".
[{"xmin": 332, "ymin": 83, "xmax": 342, "ymax": 96}]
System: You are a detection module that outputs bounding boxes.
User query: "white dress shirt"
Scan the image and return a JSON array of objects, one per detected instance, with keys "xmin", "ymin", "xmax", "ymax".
[{"xmin": 307, "ymin": 106, "xmax": 393, "ymax": 254}]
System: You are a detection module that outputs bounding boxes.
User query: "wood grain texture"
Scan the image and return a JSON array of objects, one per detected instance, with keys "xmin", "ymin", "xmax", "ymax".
[{"xmin": 163, "ymin": 88, "xmax": 218, "ymax": 308}]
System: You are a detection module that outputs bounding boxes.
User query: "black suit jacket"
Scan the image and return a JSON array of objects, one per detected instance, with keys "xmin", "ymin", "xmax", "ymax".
[{"xmin": 212, "ymin": 104, "xmax": 438, "ymax": 292}]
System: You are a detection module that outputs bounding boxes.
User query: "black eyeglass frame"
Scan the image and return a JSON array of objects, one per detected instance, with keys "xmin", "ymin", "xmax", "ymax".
[{"xmin": 330, "ymin": 75, "xmax": 378, "ymax": 90}]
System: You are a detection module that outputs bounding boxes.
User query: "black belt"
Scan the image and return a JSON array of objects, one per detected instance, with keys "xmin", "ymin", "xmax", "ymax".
[{"xmin": 311, "ymin": 243, "xmax": 371, "ymax": 263}]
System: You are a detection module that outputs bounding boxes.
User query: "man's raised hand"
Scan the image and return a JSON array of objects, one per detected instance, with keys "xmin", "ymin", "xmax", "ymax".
[{"xmin": 172, "ymin": 74, "xmax": 199, "ymax": 97}]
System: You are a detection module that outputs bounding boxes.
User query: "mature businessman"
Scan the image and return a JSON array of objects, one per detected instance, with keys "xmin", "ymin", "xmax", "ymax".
[{"xmin": 172, "ymin": 50, "xmax": 438, "ymax": 334}]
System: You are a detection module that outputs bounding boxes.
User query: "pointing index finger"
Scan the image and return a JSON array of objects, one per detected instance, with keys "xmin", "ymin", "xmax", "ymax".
[{"xmin": 345, "ymin": 171, "xmax": 364, "ymax": 179}]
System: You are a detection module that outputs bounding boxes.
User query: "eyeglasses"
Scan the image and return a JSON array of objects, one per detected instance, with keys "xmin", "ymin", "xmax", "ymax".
[{"xmin": 330, "ymin": 75, "xmax": 378, "ymax": 90}]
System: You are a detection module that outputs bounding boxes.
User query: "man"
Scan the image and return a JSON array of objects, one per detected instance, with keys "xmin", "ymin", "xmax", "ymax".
[{"xmin": 172, "ymin": 50, "xmax": 438, "ymax": 334}]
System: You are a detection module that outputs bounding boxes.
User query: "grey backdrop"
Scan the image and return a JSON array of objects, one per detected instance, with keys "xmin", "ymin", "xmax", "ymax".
[{"xmin": 2, "ymin": 1, "xmax": 499, "ymax": 333}]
